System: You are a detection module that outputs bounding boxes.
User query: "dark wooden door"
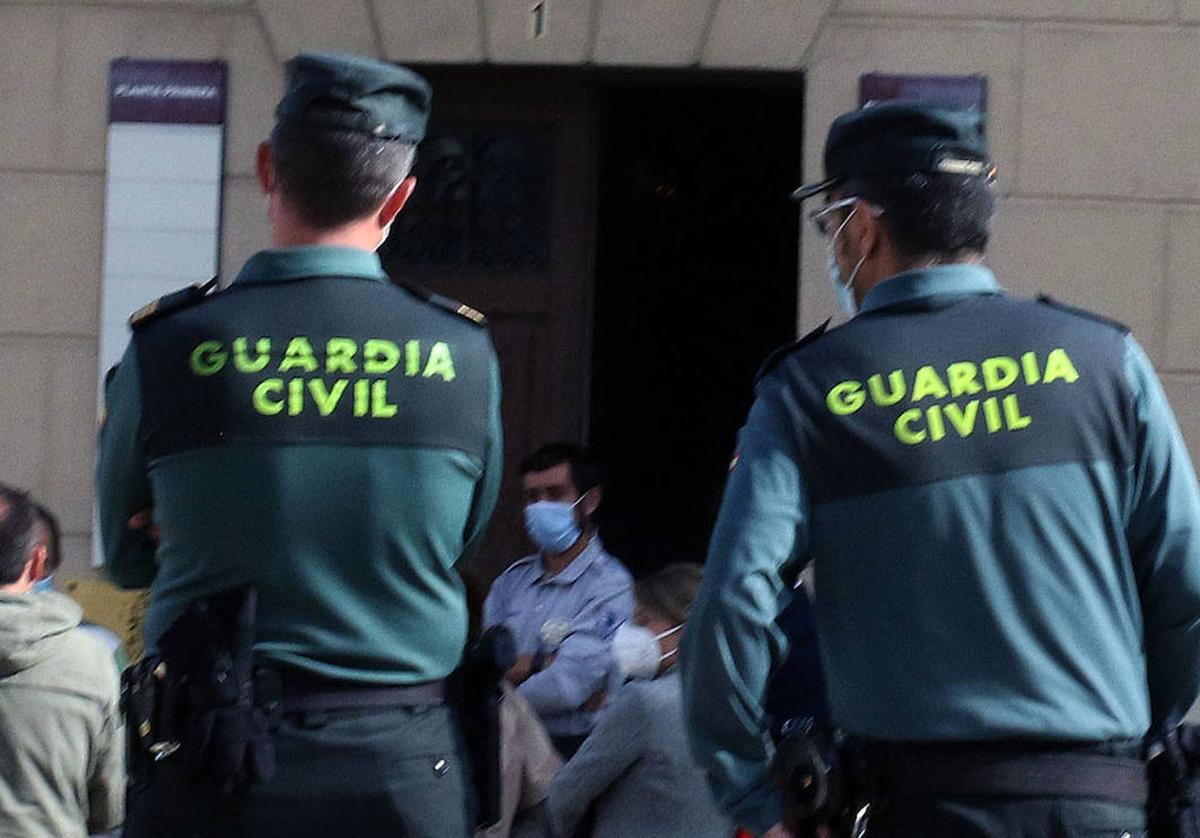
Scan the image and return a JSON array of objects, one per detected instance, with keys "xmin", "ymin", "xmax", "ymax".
[{"xmin": 381, "ymin": 70, "xmax": 596, "ymax": 579}]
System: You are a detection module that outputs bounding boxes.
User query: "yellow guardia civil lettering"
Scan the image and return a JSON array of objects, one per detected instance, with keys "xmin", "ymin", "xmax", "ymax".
[
  {"xmin": 363, "ymin": 340, "xmax": 401, "ymax": 374},
  {"xmin": 233, "ymin": 337, "xmax": 271, "ymax": 373},
  {"xmin": 279, "ymin": 337, "xmax": 319, "ymax": 373},
  {"xmin": 191, "ymin": 336, "xmax": 458, "ymax": 419},
  {"xmin": 190, "ymin": 341, "xmax": 226, "ymax": 376},
  {"xmin": 825, "ymin": 349, "xmax": 1080, "ymax": 446}
]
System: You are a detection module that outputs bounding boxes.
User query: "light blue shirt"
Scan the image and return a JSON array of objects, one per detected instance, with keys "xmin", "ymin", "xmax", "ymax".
[{"xmin": 484, "ymin": 537, "xmax": 633, "ymax": 737}]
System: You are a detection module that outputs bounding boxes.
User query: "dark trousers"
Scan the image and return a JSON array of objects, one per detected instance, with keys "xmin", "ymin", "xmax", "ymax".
[
  {"xmin": 125, "ymin": 703, "xmax": 472, "ymax": 838},
  {"xmin": 867, "ymin": 796, "xmax": 1146, "ymax": 837}
]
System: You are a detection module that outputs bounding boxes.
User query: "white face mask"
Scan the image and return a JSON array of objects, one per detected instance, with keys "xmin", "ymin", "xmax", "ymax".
[
  {"xmin": 611, "ymin": 621, "xmax": 681, "ymax": 680},
  {"xmin": 827, "ymin": 208, "xmax": 866, "ymax": 317}
]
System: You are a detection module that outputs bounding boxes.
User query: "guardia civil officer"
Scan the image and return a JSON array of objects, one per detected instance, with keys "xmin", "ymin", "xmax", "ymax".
[
  {"xmin": 680, "ymin": 101, "xmax": 1200, "ymax": 837},
  {"xmin": 97, "ymin": 52, "xmax": 502, "ymax": 837}
]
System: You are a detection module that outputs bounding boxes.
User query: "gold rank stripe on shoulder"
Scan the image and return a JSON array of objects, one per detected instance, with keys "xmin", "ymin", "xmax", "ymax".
[
  {"xmin": 129, "ymin": 298, "xmax": 159, "ymax": 327},
  {"xmin": 455, "ymin": 303, "xmax": 487, "ymax": 325},
  {"xmin": 128, "ymin": 278, "xmax": 218, "ymax": 329}
]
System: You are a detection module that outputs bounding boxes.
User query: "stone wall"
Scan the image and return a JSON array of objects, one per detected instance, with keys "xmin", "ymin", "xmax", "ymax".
[{"xmin": 0, "ymin": 2, "xmax": 278, "ymax": 575}]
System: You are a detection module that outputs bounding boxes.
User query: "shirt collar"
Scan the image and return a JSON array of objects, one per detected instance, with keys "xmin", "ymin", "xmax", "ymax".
[
  {"xmin": 232, "ymin": 245, "xmax": 388, "ymax": 286},
  {"xmin": 860, "ymin": 263, "xmax": 1002, "ymax": 314},
  {"xmin": 538, "ymin": 536, "xmax": 605, "ymax": 587}
]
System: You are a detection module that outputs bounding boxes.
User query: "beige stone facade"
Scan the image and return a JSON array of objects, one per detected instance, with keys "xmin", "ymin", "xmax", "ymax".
[{"xmin": 1, "ymin": 0, "xmax": 1197, "ymax": 576}]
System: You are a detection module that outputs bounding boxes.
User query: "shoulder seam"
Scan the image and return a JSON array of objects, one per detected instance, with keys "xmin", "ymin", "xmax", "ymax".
[
  {"xmin": 755, "ymin": 318, "xmax": 832, "ymax": 384},
  {"xmin": 1036, "ymin": 294, "xmax": 1129, "ymax": 334},
  {"xmin": 129, "ymin": 277, "xmax": 219, "ymax": 329},
  {"xmin": 498, "ymin": 555, "xmax": 538, "ymax": 577},
  {"xmin": 391, "ymin": 277, "xmax": 488, "ymax": 328}
]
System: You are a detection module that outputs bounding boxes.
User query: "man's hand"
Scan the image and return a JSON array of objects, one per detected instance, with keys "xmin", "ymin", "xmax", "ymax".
[
  {"xmin": 128, "ymin": 508, "xmax": 161, "ymax": 543},
  {"xmin": 505, "ymin": 654, "xmax": 536, "ymax": 686}
]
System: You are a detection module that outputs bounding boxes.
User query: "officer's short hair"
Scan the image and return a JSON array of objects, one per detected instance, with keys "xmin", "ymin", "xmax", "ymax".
[
  {"xmin": 271, "ymin": 125, "xmax": 417, "ymax": 230},
  {"xmin": 31, "ymin": 502, "xmax": 62, "ymax": 573},
  {"xmin": 635, "ymin": 562, "xmax": 703, "ymax": 626},
  {"xmin": 519, "ymin": 442, "xmax": 603, "ymax": 495},
  {"xmin": 841, "ymin": 172, "xmax": 996, "ymax": 260},
  {"xmin": 0, "ymin": 485, "xmax": 38, "ymax": 586}
]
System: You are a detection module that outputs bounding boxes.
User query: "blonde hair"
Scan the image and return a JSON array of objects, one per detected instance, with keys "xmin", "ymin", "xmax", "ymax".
[{"xmin": 635, "ymin": 563, "xmax": 703, "ymax": 625}]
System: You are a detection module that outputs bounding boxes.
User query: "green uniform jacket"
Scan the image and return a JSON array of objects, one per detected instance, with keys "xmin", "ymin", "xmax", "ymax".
[
  {"xmin": 680, "ymin": 265, "xmax": 1200, "ymax": 834},
  {"xmin": 97, "ymin": 246, "xmax": 503, "ymax": 684}
]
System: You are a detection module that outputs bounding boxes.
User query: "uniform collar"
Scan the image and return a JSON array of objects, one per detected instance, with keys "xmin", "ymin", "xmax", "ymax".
[
  {"xmin": 536, "ymin": 536, "xmax": 605, "ymax": 587},
  {"xmin": 232, "ymin": 245, "xmax": 388, "ymax": 286},
  {"xmin": 860, "ymin": 263, "xmax": 1002, "ymax": 314}
]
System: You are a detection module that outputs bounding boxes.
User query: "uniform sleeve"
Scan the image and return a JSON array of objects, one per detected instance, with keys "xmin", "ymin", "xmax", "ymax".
[
  {"xmin": 546, "ymin": 684, "xmax": 646, "ymax": 836},
  {"xmin": 87, "ymin": 672, "xmax": 126, "ymax": 832},
  {"xmin": 518, "ymin": 576, "xmax": 630, "ymax": 715},
  {"xmin": 764, "ymin": 587, "xmax": 830, "ymax": 735},
  {"xmin": 679, "ymin": 375, "xmax": 810, "ymax": 836},
  {"xmin": 462, "ymin": 345, "xmax": 504, "ymax": 564},
  {"xmin": 1123, "ymin": 335, "xmax": 1200, "ymax": 726},
  {"xmin": 96, "ymin": 342, "xmax": 159, "ymax": 589}
]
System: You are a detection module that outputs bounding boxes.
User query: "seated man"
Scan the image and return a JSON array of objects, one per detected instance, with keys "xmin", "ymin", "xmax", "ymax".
[
  {"xmin": 484, "ymin": 443, "xmax": 633, "ymax": 758},
  {"xmin": 0, "ymin": 485, "xmax": 124, "ymax": 838}
]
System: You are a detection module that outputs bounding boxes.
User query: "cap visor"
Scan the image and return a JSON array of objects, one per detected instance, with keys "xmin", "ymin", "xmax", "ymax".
[{"xmin": 790, "ymin": 177, "xmax": 839, "ymax": 202}]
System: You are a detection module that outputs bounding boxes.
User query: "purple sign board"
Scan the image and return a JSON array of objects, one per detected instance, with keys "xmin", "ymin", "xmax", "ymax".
[
  {"xmin": 109, "ymin": 59, "xmax": 227, "ymax": 125},
  {"xmin": 859, "ymin": 73, "xmax": 987, "ymax": 114}
]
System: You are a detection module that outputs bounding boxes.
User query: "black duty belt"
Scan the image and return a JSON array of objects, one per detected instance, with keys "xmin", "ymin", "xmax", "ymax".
[
  {"xmin": 270, "ymin": 669, "xmax": 446, "ymax": 713},
  {"xmin": 877, "ymin": 749, "xmax": 1148, "ymax": 806}
]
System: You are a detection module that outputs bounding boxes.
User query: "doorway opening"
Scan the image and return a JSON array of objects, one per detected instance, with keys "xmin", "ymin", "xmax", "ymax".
[
  {"xmin": 382, "ymin": 67, "xmax": 802, "ymax": 578},
  {"xmin": 590, "ymin": 78, "xmax": 803, "ymax": 577}
]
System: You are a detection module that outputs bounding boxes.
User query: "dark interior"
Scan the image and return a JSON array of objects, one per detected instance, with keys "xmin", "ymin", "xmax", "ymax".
[
  {"xmin": 382, "ymin": 67, "xmax": 803, "ymax": 578},
  {"xmin": 589, "ymin": 80, "xmax": 803, "ymax": 576}
]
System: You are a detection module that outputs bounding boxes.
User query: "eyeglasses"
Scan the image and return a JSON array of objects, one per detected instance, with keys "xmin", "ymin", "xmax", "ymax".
[
  {"xmin": 808, "ymin": 196, "xmax": 883, "ymax": 238},
  {"xmin": 808, "ymin": 196, "xmax": 860, "ymax": 238}
]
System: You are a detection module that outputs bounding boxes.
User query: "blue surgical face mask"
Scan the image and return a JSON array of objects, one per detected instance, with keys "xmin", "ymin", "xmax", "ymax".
[
  {"xmin": 523, "ymin": 493, "xmax": 588, "ymax": 556},
  {"xmin": 826, "ymin": 208, "xmax": 866, "ymax": 317},
  {"xmin": 32, "ymin": 575, "xmax": 54, "ymax": 594}
]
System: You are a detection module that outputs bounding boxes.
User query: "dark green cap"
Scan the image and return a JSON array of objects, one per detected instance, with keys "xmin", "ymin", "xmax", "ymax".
[
  {"xmin": 274, "ymin": 51, "xmax": 432, "ymax": 143},
  {"xmin": 792, "ymin": 101, "xmax": 991, "ymax": 201}
]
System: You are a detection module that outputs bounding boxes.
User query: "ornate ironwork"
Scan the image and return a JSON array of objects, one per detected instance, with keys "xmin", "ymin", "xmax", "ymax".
[{"xmin": 382, "ymin": 124, "xmax": 553, "ymax": 273}]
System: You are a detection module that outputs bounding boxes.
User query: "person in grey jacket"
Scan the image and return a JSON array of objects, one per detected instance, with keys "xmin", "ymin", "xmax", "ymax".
[
  {"xmin": 546, "ymin": 563, "xmax": 733, "ymax": 838},
  {"xmin": 0, "ymin": 485, "xmax": 125, "ymax": 838}
]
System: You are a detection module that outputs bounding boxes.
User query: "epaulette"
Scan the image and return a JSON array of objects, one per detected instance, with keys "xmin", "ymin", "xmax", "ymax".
[
  {"xmin": 755, "ymin": 319, "xmax": 831, "ymax": 383},
  {"xmin": 393, "ymin": 277, "xmax": 488, "ymax": 327},
  {"xmin": 129, "ymin": 277, "xmax": 219, "ymax": 329},
  {"xmin": 1036, "ymin": 295, "xmax": 1129, "ymax": 334}
]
